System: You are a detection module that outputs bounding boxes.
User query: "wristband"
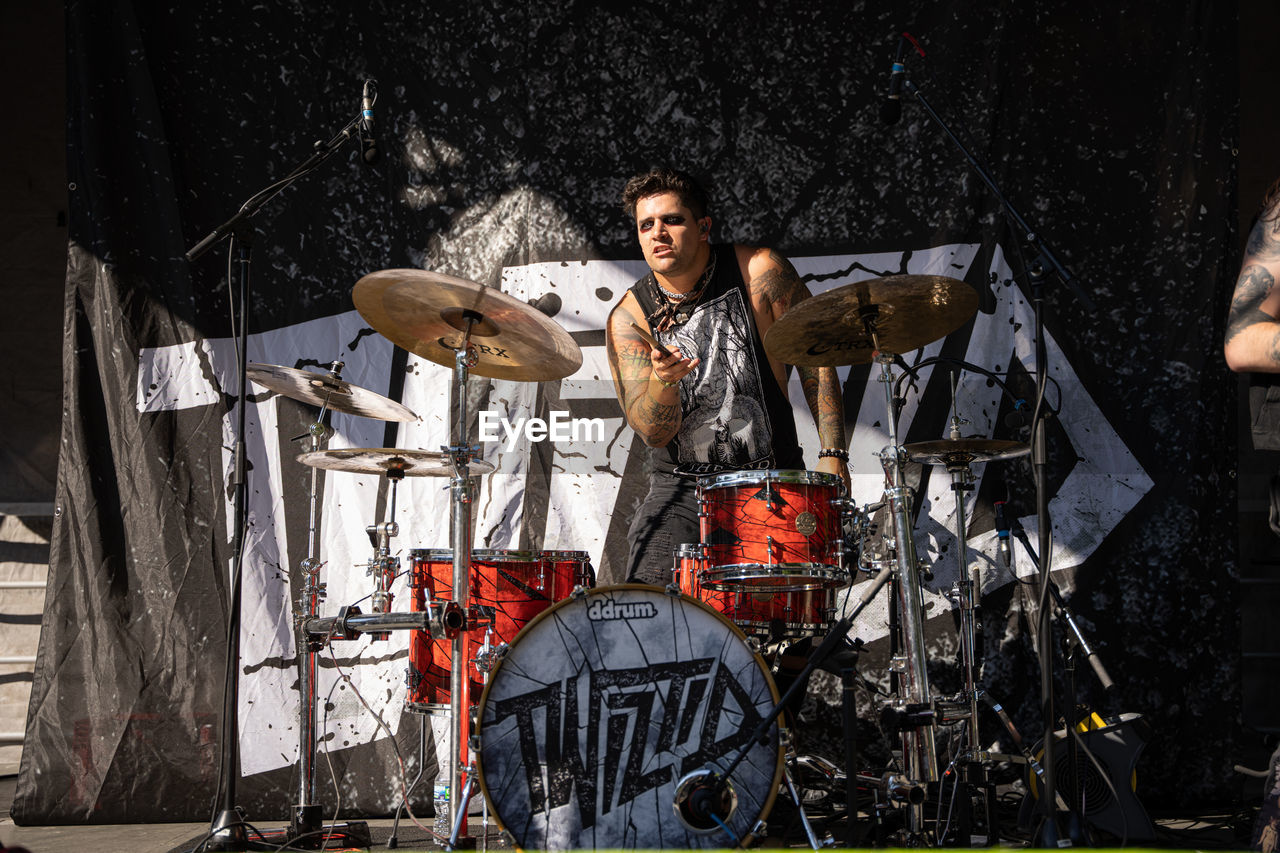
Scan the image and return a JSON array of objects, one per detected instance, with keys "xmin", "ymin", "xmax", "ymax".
[{"xmin": 817, "ymin": 448, "xmax": 849, "ymax": 461}]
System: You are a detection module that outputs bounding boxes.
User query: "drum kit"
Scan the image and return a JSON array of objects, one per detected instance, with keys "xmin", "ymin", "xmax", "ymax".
[{"xmin": 242, "ymin": 266, "xmax": 1039, "ymax": 850}]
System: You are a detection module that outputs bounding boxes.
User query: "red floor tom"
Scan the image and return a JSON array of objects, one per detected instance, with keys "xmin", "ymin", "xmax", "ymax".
[{"xmin": 407, "ymin": 548, "xmax": 593, "ymax": 714}]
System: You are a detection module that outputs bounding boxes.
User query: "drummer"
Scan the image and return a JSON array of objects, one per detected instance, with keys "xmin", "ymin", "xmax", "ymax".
[{"xmin": 604, "ymin": 166, "xmax": 849, "ymax": 586}]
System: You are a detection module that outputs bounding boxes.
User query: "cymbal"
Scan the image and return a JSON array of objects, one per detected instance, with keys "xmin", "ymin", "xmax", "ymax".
[
  {"xmin": 297, "ymin": 448, "xmax": 496, "ymax": 477},
  {"xmin": 904, "ymin": 438, "xmax": 1030, "ymax": 466},
  {"xmin": 763, "ymin": 274, "xmax": 978, "ymax": 366},
  {"xmin": 352, "ymin": 269, "xmax": 583, "ymax": 381},
  {"xmin": 247, "ymin": 363, "xmax": 418, "ymax": 422}
]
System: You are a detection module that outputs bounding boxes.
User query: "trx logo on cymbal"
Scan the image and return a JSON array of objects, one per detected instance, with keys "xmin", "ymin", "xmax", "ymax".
[
  {"xmin": 805, "ymin": 340, "xmax": 871, "ymax": 355},
  {"xmin": 586, "ymin": 596, "xmax": 658, "ymax": 621},
  {"xmin": 477, "ymin": 410, "xmax": 606, "ymax": 452}
]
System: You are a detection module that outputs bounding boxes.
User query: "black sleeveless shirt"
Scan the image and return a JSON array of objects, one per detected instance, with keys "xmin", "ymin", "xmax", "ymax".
[{"xmin": 629, "ymin": 243, "xmax": 804, "ymax": 478}]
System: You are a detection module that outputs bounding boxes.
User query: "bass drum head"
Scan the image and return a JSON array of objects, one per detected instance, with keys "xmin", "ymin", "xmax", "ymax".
[{"xmin": 476, "ymin": 584, "xmax": 783, "ymax": 850}]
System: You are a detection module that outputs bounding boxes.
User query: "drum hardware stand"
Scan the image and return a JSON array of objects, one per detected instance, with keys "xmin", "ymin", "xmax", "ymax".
[
  {"xmin": 442, "ymin": 322, "xmax": 484, "ymax": 843},
  {"xmin": 387, "ymin": 713, "xmax": 429, "ymax": 849},
  {"xmin": 296, "ymin": 448, "xmax": 465, "ymax": 846},
  {"xmin": 678, "ymin": 567, "xmax": 894, "ymax": 844},
  {"xmin": 292, "ymin": 372, "xmax": 339, "ymax": 842},
  {"xmin": 781, "ymin": 749, "xmax": 831, "ymax": 850},
  {"xmin": 903, "ymin": 71, "xmax": 1095, "ymax": 848},
  {"xmin": 1006, "ymin": 520, "xmax": 1120, "ymax": 841},
  {"xmin": 870, "ymin": 326, "xmax": 940, "ymax": 843},
  {"xmin": 363, "ymin": 466, "xmax": 404, "ymax": 641}
]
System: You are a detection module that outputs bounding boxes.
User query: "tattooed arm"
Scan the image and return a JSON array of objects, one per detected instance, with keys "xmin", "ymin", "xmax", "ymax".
[
  {"xmin": 605, "ymin": 293, "xmax": 700, "ymax": 447},
  {"xmin": 1225, "ymin": 199, "xmax": 1280, "ymax": 372},
  {"xmin": 741, "ymin": 247, "xmax": 849, "ymax": 486}
]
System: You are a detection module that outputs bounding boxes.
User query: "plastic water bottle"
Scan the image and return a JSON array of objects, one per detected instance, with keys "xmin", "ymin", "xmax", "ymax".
[{"xmin": 433, "ymin": 781, "xmax": 450, "ymax": 835}]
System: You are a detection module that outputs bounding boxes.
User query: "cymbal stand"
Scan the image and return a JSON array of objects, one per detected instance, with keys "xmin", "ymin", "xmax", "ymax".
[
  {"xmin": 444, "ymin": 317, "xmax": 483, "ymax": 843},
  {"xmin": 940, "ymin": 375, "xmax": 983, "ymax": 750},
  {"xmin": 867, "ymin": 313, "xmax": 938, "ymax": 843},
  {"xmin": 293, "ymin": 365, "xmax": 338, "ymax": 839}
]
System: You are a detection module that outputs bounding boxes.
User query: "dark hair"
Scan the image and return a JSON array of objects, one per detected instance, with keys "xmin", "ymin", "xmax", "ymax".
[
  {"xmin": 621, "ymin": 167, "xmax": 710, "ymax": 220},
  {"xmin": 1264, "ymin": 177, "xmax": 1280, "ymax": 222}
]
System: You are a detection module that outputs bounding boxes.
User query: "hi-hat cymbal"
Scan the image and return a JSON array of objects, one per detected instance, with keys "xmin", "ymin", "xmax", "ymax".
[
  {"xmin": 764, "ymin": 274, "xmax": 978, "ymax": 366},
  {"xmin": 297, "ymin": 448, "xmax": 496, "ymax": 477},
  {"xmin": 352, "ymin": 269, "xmax": 583, "ymax": 382},
  {"xmin": 247, "ymin": 363, "xmax": 419, "ymax": 422},
  {"xmin": 904, "ymin": 438, "xmax": 1030, "ymax": 466}
]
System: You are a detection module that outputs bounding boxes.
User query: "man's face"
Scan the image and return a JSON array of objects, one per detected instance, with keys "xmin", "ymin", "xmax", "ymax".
[{"xmin": 634, "ymin": 192, "xmax": 709, "ymax": 279}]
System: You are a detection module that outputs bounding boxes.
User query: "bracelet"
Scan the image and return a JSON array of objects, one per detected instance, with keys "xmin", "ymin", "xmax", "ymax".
[
  {"xmin": 653, "ymin": 375, "xmax": 679, "ymax": 389},
  {"xmin": 817, "ymin": 448, "xmax": 849, "ymax": 461}
]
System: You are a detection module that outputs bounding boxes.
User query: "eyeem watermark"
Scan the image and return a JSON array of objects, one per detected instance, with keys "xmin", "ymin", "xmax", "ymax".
[{"xmin": 478, "ymin": 411, "xmax": 606, "ymax": 453}]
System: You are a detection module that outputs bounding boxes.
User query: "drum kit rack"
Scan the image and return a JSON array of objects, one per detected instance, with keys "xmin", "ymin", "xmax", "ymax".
[{"xmin": 184, "ymin": 253, "xmax": 1113, "ymax": 851}]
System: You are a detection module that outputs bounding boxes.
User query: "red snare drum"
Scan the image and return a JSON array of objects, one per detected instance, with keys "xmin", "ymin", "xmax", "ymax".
[
  {"xmin": 698, "ymin": 469, "xmax": 849, "ymax": 591},
  {"xmin": 407, "ymin": 549, "xmax": 593, "ymax": 714},
  {"xmin": 674, "ymin": 544, "xmax": 835, "ymax": 639}
]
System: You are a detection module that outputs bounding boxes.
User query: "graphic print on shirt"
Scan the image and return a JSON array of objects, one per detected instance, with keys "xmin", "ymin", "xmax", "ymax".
[{"xmin": 660, "ymin": 287, "xmax": 774, "ymax": 476}]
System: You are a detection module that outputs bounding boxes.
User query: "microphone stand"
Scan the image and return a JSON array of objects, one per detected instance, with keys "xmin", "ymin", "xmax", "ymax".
[
  {"xmin": 185, "ymin": 108, "xmax": 367, "ymax": 850},
  {"xmin": 679, "ymin": 568, "xmax": 893, "ymax": 836},
  {"xmin": 903, "ymin": 77, "xmax": 1095, "ymax": 848}
]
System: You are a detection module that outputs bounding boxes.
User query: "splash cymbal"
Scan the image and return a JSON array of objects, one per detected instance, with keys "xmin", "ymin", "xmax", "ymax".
[
  {"xmin": 296, "ymin": 448, "xmax": 495, "ymax": 477},
  {"xmin": 764, "ymin": 274, "xmax": 978, "ymax": 366},
  {"xmin": 352, "ymin": 268, "xmax": 583, "ymax": 381},
  {"xmin": 246, "ymin": 363, "xmax": 418, "ymax": 421}
]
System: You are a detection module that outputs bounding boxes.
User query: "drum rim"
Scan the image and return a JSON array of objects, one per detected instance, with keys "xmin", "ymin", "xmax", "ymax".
[
  {"xmin": 473, "ymin": 582, "xmax": 784, "ymax": 849},
  {"xmin": 697, "ymin": 468, "xmax": 841, "ymax": 489},
  {"xmin": 701, "ymin": 564, "xmax": 852, "ymax": 592},
  {"xmin": 408, "ymin": 548, "xmax": 591, "ymax": 561}
]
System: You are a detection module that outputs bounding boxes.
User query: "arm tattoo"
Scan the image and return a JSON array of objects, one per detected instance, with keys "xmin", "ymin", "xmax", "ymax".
[
  {"xmin": 1226, "ymin": 263, "xmax": 1277, "ymax": 348},
  {"xmin": 752, "ymin": 250, "xmax": 805, "ymax": 308},
  {"xmin": 799, "ymin": 365, "xmax": 846, "ymax": 447},
  {"xmin": 608, "ymin": 313, "xmax": 682, "ymax": 444},
  {"xmin": 1248, "ymin": 206, "xmax": 1280, "ymax": 262}
]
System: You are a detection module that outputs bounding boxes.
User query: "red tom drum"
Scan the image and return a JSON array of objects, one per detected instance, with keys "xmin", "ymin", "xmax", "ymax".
[
  {"xmin": 698, "ymin": 469, "xmax": 850, "ymax": 591},
  {"xmin": 407, "ymin": 548, "xmax": 593, "ymax": 714},
  {"xmin": 674, "ymin": 544, "xmax": 835, "ymax": 639}
]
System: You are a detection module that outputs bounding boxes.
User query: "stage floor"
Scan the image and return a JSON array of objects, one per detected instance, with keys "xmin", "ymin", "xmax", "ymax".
[{"xmin": 0, "ymin": 774, "xmax": 1256, "ymax": 852}]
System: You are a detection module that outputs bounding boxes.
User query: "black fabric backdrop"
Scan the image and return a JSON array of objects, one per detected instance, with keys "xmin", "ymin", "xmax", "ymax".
[{"xmin": 14, "ymin": 0, "xmax": 1240, "ymax": 824}]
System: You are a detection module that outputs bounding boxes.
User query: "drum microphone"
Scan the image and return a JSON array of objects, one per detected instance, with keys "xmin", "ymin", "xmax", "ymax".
[
  {"xmin": 879, "ymin": 34, "xmax": 908, "ymax": 126},
  {"xmin": 993, "ymin": 499, "xmax": 1013, "ymax": 572},
  {"xmin": 1003, "ymin": 399, "xmax": 1031, "ymax": 430},
  {"xmin": 360, "ymin": 79, "xmax": 380, "ymax": 164},
  {"xmin": 673, "ymin": 769, "xmax": 737, "ymax": 832}
]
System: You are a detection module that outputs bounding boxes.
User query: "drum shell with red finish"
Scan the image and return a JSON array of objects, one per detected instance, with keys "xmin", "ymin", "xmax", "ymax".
[
  {"xmin": 674, "ymin": 544, "xmax": 835, "ymax": 639},
  {"xmin": 407, "ymin": 548, "xmax": 593, "ymax": 714},
  {"xmin": 698, "ymin": 469, "xmax": 850, "ymax": 591}
]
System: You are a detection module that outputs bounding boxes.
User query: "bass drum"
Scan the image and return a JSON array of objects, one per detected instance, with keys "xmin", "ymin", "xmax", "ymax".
[{"xmin": 475, "ymin": 584, "xmax": 783, "ymax": 851}]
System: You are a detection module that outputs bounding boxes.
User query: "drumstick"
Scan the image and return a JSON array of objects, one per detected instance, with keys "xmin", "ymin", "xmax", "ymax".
[{"xmin": 629, "ymin": 321, "xmax": 673, "ymax": 358}]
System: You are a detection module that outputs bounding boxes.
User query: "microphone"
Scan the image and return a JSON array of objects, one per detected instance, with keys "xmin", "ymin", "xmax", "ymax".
[
  {"xmin": 994, "ymin": 499, "xmax": 1013, "ymax": 573},
  {"xmin": 360, "ymin": 79, "xmax": 380, "ymax": 164},
  {"xmin": 879, "ymin": 34, "xmax": 908, "ymax": 126},
  {"xmin": 1003, "ymin": 399, "xmax": 1030, "ymax": 430}
]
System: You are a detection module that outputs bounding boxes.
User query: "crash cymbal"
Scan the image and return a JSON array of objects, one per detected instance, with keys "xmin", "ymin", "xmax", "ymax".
[
  {"xmin": 904, "ymin": 438, "xmax": 1030, "ymax": 466},
  {"xmin": 764, "ymin": 274, "xmax": 978, "ymax": 366},
  {"xmin": 352, "ymin": 269, "xmax": 583, "ymax": 382},
  {"xmin": 247, "ymin": 363, "xmax": 418, "ymax": 422},
  {"xmin": 296, "ymin": 448, "xmax": 496, "ymax": 477}
]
